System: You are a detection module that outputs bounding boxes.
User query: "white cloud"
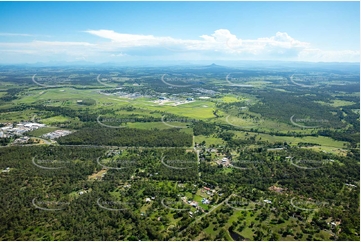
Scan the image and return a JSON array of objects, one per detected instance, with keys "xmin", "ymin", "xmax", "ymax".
[
  {"xmin": 0, "ymin": 29, "xmax": 358, "ymax": 63},
  {"xmin": 0, "ymin": 40, "xmax": 96, "ymax": 56},
  {"xmin": 0, "ymin": 33, "xmax": 33, "ymax": 37},
  {"xmin": 85, "ymin": 29, "xmax": 313, "ymax": 57},
  {"xmin": 85, "ymin": 30, "xmax": 164, "ymax": 47},
  {"xmin": 110, "ymin": 52, "xmax": 127, "ymax": 57}
]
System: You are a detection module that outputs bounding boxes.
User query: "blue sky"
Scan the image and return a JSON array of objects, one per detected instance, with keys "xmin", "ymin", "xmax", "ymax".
[{"xmin": 0, "ymin": 1, "xmax": 359, "ymax": 64}]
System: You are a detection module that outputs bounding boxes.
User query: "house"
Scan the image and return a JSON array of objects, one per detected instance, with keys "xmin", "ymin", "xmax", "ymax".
[
  {"xmin": 24, "ymin": 122, "xmax": 45, "ymax": 129},
  {"xmin": 190, "ymin": 201, "xmax": 198, "ymax": 207},
  {"xmin": 2, "ymin": 167, "xmax": 10, "ymax": 173},
  {"xmin": 13, "ymin": 136, "xmax": 30, "ymax": 144},
  {"xmin": 329, "ymin": 222, "xmax": 337, "ymax": 229},
  {"xmin": 263, "ymin": 199, "xmax": 272, "ymax": 204},
  {"xmin": 201, "ymin": 198, "xmax": 210, "ymax": 204},
  {"xmin": 221, "ymin": 158, "xmax": 228, "ymax": 163},
  {"xmin": 145, "ymin": 198, "xmax": 151, "ymax": 202},
  {"xmin": 204, "ymin": 187, "xmax": 211, "ymax": 191}
]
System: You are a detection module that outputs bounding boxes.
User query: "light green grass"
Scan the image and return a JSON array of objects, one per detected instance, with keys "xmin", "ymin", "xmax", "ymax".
[
  {"xmin": 41, "ymin": 115, "xmax": 70, "ymax": 124},
  {"xmin": 0, "ymin": 109, "xmax": 37, "ymax": 123},
  {"xmin": 26, "ymin": 127, "xmax": 59, "ymax": 137},
  {"xmin": 232, "ymin": 130, "xmax": 348, "ymax": 150},
  {"xmin": 316, "ymin": 100, "xmax": 356, "ymax": 107},
  {"xmin": 221, "ymin": 96, "xmax": 239, "ymax": 103},
  {"xmin": 331, "ymin": 99, "xmax": 356, "ymax": 107},
  {"xmin": 219, "ymin": 113, "xmax": 316, "ymax": 134},
  {"xmin": 131, "ymin": 99, "xmax": 217, "ymax": 119},
  {"xmin": 194, "ymin": 135, "xmax": 224, "ymax": 146}
]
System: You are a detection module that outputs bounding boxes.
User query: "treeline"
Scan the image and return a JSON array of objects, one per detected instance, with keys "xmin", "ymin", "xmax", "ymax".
[
  {"xmin": 193, "ymin": 121, "xmax": 218, "ymax": 136},
  {"xmin": 57, "ymin": 126, "xmax": 192, "ymax": 147},
  {"xmin": 77, "ymin": 98, "xmax": 96, "ymax": 106},
  {"xmin": 0, "ymin": 88, "xmax": 23, "ymax": 102},
  {"xmin": 317, "ymin": 129, "xmax": 359, "ymax": 147}
]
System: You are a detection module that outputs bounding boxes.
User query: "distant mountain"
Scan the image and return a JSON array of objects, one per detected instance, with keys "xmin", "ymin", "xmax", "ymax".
[{"xmin": 200, "ymin": 63, "xmax": 235, "ymax": 71}]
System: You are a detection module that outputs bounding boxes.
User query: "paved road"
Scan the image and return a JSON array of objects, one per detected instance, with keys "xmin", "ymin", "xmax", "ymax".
[
  {"xmin": 0, "ymin": 144, "xmax": 194, "ymax": 150},
  {"xmin": 289, "ymin": 74, "xmax": 317, "ymax": 88}
]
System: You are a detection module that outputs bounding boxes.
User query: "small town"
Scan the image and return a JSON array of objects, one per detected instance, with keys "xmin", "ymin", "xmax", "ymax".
[{"xmin": 0, "ymin": 122, "xmax": 45, "ymax": 138}]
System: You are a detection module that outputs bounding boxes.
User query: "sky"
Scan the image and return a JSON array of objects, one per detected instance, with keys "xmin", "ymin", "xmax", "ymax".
[{"xmin": 0, "ymin": 1, "xmax": 359, "ymax": 64}]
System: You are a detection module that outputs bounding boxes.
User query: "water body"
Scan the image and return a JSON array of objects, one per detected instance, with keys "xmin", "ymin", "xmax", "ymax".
[{"xmin": 229, "ymin": 229, "xmax": 247, "ymax": 241}]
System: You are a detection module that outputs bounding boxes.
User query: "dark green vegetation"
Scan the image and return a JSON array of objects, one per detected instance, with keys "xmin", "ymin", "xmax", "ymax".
[
  {"xmin": 0, "ymin": 64, "xmax": 359, "ymax": 241},
  {"xmin": 57, "ymin": 126, "xmax": 192, "ymax": 147}
]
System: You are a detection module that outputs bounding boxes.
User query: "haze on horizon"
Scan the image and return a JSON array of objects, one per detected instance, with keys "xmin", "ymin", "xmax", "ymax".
[{"xmin": 0, "ymin": 1, "xmax": 359, "ymax": 64}]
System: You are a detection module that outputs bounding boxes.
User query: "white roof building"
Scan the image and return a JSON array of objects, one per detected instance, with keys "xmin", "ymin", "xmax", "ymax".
[{"xmin": 24, "ymin": 123, "xmax": 45, "ymax": 128}]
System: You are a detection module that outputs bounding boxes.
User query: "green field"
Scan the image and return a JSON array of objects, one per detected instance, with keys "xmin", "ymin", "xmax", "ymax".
[
  {"xmin": 26, "ymin": 127, "xmax": 59, "ymax": 137},
  {"xmin": 0, "ymin": 109, "xmax": 37, "ymax": 123},
  {"xmin": 40, "ymin": 115, "xmax": 71, "ymax": 124},
  {"xmin": 194, "ymin": 135, "xmax": 224, "ymax": 146}
]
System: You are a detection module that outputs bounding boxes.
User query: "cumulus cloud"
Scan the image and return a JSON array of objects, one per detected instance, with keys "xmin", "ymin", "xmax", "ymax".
[
  {"xmin": 85, "ymin": 29, "xmax": 313, "ymax": 58},
  {"xmin": 85, "ymin": 30, "xmax": 161, "ymax": 47},
  {"xmin": 0, "ymin": 29, "xmax": 358, "ymax": 63}
]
